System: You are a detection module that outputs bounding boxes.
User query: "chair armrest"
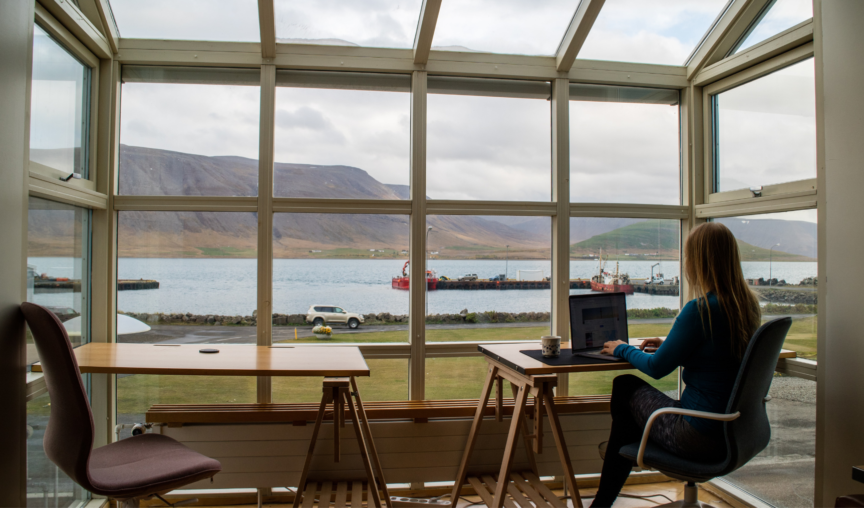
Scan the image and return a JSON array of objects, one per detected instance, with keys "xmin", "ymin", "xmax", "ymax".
[{"xmin": 635, "ymin": 407, "xmax": 740, "ymax": 469}]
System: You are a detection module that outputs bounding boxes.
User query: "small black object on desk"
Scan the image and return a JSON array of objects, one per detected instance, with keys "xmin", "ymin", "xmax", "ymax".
[
  {"xmin": 199, "ymin": 348, "xmax": 219, "ymax": 354},
  {"xmin": 853, "ymin": 465, "xmax": 864, "ymax": 483}
]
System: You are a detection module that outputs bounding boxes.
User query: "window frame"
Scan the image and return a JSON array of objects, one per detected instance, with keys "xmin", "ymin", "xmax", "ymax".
[
  {"xmin": 702, "ymin": 42, "xmax": 816, "ymax": 206},
  {"xmin": 31, "ymin": 3, "xmax": 101, "ymax": 194}
]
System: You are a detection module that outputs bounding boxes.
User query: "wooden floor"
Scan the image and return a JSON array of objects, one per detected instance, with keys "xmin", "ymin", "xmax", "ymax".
[{"xmin": 203, "ymin": 482, "xmax": 734, "ymax": 508}]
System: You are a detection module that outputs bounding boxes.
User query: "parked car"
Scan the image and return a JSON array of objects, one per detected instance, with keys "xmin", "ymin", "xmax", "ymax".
[
  {"xmin": 306, "ymin": 305, "xmax": 365, "ymax": 329},
  {"xmin": 459, "ymin": 274, "xmax": 478, "ymax": 281},
  {"xmin": 489, "ymin": 274, "xmax": 507, "ymax": 281}
]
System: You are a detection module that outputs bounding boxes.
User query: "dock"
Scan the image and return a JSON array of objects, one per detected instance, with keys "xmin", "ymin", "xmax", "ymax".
[
  {"xmin": 35, "ymin": 279, "xmax": 159, "ymax": 293},
  {"xmin": 434, "ymin": 278, "xmax": 679, "ymax": 295}
]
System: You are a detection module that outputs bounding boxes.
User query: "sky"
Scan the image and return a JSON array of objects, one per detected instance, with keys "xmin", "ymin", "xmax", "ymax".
[{"xmin": 111, "ymin": 0, "xmax": 817, "ymax": 209}]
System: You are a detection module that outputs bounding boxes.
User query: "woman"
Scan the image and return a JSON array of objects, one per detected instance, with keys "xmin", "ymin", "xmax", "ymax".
[{"xmin": 590, "ymin": 222, "xmax": 761, "ymax": 507}]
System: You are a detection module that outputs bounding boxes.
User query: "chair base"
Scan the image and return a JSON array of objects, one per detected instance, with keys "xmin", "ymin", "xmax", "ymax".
[{"xmin": 649, "ymin": 482, "xmax": 714, "ymax": 508}]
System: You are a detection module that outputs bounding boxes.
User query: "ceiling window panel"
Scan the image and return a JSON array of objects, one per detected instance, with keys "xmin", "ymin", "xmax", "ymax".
[
  {"xmin": 108, "ymin": 0, "xmax": 261, "ymax": 42},
  {"xmin": 733, "ymin": 0, "xmax": 813, "ymax": 54},
  {"xmin": 431, "ymin": 0, "xmax": 581, "ymax": 56},
  {"xmin": 578, "ymin": 0, "xmax": 730, "ymax": 65},
  {"xmin": 274, "ymin": 0, "xmax": 423, "ymax": 49}
]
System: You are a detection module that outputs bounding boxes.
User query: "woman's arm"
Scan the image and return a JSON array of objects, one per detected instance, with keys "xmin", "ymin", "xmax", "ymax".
[{"xmin": 613, "ymin": 300, "xmax": 703, "ymax": 379}]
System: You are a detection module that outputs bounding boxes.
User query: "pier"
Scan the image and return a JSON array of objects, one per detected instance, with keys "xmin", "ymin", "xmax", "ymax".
[
  {"xmin": 35, "ymin": 278, "xmax": 159, "ymax": 292},
  {"xmin": 434, "ymin": 278, "xmax": 679, "ymax": 295}
]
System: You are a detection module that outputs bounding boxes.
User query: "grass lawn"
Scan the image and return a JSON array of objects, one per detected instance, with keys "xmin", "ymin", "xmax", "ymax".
[{"xmin": 774, "ymin": 315, "xmax": 817, "ymax": 360}]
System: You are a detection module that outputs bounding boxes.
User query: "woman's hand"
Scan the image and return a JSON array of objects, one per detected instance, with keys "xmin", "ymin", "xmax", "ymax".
[
  {"xmin": 601, "ymin": 340, "xmax": 626, "ymax": 355},
  {"xmin": 640, "ymin": 337, "xmax": 664, "ymax": 353}
]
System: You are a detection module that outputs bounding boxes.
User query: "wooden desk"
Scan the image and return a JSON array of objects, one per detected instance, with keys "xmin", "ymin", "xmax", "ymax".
[
  {"xmin": 450, "ymin": 343, "xmax": 798, "ymax": 508},
  {"xmin": 31, "ymin": 343, "xmax": 370, "ymax": 377},
  {"xmin": 35, "ymin": 343, "xmax": 388, "ymax": 508}
]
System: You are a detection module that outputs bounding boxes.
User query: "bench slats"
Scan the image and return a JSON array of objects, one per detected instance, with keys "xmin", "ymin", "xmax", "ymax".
[{"xmin": 146, "ymin": 396, "xmax": 611, "ymax": 424}]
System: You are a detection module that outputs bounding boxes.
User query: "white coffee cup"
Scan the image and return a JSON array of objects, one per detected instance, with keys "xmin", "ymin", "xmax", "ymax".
[{"xmin": 541, "ymin": 335, "xmax": 562, "ymax": 358}]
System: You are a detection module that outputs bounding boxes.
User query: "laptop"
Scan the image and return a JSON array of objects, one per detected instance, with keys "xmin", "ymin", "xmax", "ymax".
[{"xmin": 569, "ymin": 292, "xmax": 629, "ymax": 362}]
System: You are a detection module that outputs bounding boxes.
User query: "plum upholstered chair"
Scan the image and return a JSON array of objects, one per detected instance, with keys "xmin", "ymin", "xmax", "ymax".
[
  {"xmin": 618, "ymin": 317, "xmax": 793, "ymax": 508},
  {"xmin": 21, "ymin": 302, "xmax": 222, "ymax": 507}
]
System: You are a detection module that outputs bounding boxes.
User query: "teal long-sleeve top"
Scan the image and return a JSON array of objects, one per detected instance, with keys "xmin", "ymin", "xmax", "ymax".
[{"xmin": 613, "ymin": 293, "xmax": 742, "ymax": 435}]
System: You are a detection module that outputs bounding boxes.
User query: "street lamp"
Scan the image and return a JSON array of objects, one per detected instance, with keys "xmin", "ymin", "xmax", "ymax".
[
  {"xmin": 426, "ymin": 226, "xmax": 433, "ymax": 316},
  {"xmin": 769, "ymin": 243, "xmax": 780, "ymax": 286},
  {"xmin": 505, "ymin": 245, "xmax": 510, "ymax": 281}
]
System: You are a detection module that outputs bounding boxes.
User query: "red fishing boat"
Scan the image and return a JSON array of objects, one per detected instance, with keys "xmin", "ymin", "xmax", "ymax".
[
  {"xmin": 590, "ymin": 250, "xmax": 634, "ymax": 294},
  {"xmin": 392, "ymin": 261, "xmax": 438, "ymax": 290}
]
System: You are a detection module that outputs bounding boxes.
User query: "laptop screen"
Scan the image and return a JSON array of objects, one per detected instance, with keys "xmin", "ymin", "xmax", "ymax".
[{"xmin": 569, "ymin": 293, "xmax": 629, "ymax": 351}]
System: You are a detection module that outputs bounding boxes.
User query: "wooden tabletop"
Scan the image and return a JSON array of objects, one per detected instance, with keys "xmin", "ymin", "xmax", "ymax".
[
  {"xmin": 479, "ymin": 343, "xmax": 798, "ymax": 377},
  {"xmin": 32, "ymin": 343, "xmax": 370, "ymax": 377}
]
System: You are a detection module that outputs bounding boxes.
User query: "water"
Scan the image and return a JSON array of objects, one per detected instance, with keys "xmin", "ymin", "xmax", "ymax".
[{"xmin": 13, "ymin": 257, "xmax": 802, "ymax": 317}]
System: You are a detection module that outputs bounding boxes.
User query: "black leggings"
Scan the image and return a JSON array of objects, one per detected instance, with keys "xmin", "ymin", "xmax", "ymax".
[{"xmin": 590, "ymin": 375, "xmax": 726, "ymax": 507}]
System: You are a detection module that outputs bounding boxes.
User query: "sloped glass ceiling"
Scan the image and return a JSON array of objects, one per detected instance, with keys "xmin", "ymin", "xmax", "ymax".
[
  {"xmin": 274, "ymin": 0, "xmax": 423, "ymax": 49},
  {"xmin": 733, "ymin": 0, "xmax": 813, "ymax": 54},
  {"xmin": 578, "ymin": 0, "xmax": 730, "ymax": 65},
  {"xmin": 431, "ymin": 0, "xmax": 581, "ymax": 56},
  {"xmin": 109, "ymin": 0, "xmax": 260, "ymax": 42}
]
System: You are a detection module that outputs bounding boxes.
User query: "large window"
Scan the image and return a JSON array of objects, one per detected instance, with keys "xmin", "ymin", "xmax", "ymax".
[
  {"xmin": 568, "ymin": 217, "xmax": 681, "ymax": 395},
  {"xmin": 271, "ymin": 213, "xmax": 409, "ymax": 343},
  {"xmin": 713, "ymin": 58, "xmax": 816, "ymax": 193},
  {"xmin": 714, "ymin": 209, "xmax": 817, "ymax": 507},
  {"xmin": 108, "ymin": 0, "xmax": 261, "ymax": 42},
  {"xmin": 274, "ymin": 72, "xmax": 410, "ymax": 199},
  {"xmin": 30, "ymin": 24, "xmax": 91, "ymax": 177},
  {"xmin": 118, "ymin": 67, "xmax": 261, "ymax": 196},
  {"xmin": 427, "ymin": 78, "xmax": 551, "ymax": 201},
  {"xmin": 570, "ymin": 85, "xmax": 680, "ymax": 205},
  {"xmin": 733, "ymin": 0, "xmax": 813, "ymax": 54},
  {"xmin": 26, "ymin": 197, "xmax": 91, "ymax": 507},
  {"xmin": 27, "ymin": 197, "xmax": 91, "ymax": 365}
]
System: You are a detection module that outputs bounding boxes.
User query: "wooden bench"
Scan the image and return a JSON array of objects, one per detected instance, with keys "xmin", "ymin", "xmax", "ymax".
[{"xmin": 145, "ymin": 396, "xmax": 612, "ymax": 426}]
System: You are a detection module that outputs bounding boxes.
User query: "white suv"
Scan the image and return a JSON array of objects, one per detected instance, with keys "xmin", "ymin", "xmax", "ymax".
[{"xmin": 306, "ymin": 305, "xmax": 365, "ymax": 329}]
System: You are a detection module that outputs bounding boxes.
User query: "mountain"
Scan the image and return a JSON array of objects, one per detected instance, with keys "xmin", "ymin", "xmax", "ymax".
[
  {"xmin": 113, "ymin": 146, "xmax": 548, "ymax": 258},
  {"xmin": 570, "ymin": 220, "xmax": 679, "ymax": 259},
  {"xmin": 716, "ymin": 217, "xmax": 817, "ymax": 258}
]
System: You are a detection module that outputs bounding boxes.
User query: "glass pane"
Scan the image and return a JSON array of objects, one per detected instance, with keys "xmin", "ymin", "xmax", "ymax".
[
  {"xmin": 274, "ymin": 76, "xmax": 409, "ymax": 198},
  {"xmin": 714, "ymin": 209, "xmax": 817, "ymax": 360},
  {"xmin": 274, "ymin": 0, "xmax": 423, "ymax": 49},
  {"xmin": 431, "ymin": 0, "xmax": 580, "ymax": 56},
  {"xmin": 119, "ymin": 80, "xmax": 261, "ymax": 196},
  {"xmin": 272, "ymin": 214, "xmax": 409, "ymax": 343},
  {"xmin": 425, "ymin": 216, "xmax": 551, "ymax": 342},
  {"xmin": 734, "ymin": 0, "xmax": 813, "ymax": 54},
  {"xmin": 30, "ymin": 25, "xmax": 90, "ymax": 177},
  {"xmin": 117, "ymin": 375, "xmax": 258, "ymax": 439},
  {"xmin": 579, "ymin": 0, "xmax": 730, "ymax": 65},
  {"xmin": 116, "ymin": 211, "xmax": 258, "ymax": 342},
  {"xmin": 28, "ymin": 391, "xmax": 89, "ymax": 507},
  {"xmin": 570, "ymin": 85, "xmax": 680, "ymax": 205},
  {"xmin": 426, "ymin": 357, "xmax": 488, "ymax": 400},
  {"xmin": 721, "ymin": 376, "xmax": 815, "ymax": 507},
  {"xmin": 108, "ymin": 0, "xmax": 261, "ymax": 42},
  {"xmin": 272, "ymin": 359, "xmax": 408, "ymax": 402},
  {"xmin": 714, "ymin": 58, "xmax": 816, "ymax": 193},
  {"xmin": 569, "ymin": 217, "xmax": 681, "ymax": 396},
  {"xmin": 27, "ymin": 197, "xmax": 91, "ymax": 366},
  {"xmin": 427, "ymin": 82, "xmax": 551, "ymax": 201}
]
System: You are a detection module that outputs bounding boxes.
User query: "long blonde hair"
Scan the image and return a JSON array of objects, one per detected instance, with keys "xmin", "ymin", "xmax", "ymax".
[{"xmin": 684, "ymin": 222, "xmax": 761, "ymax": 358}]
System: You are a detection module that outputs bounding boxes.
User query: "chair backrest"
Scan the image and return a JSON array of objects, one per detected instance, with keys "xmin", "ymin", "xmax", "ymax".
[
  {"xmin": 721, "ymin": 316, "xmax": 792, "ymax": 474},
  {"xmin": 21, "ymin": 302, "xmax": 95, "ymax": 492}
]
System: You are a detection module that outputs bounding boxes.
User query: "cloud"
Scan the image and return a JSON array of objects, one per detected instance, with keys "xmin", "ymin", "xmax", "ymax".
[{"xmin": 109, "ymin": 0, "xmax": 261, "ymax": 42}]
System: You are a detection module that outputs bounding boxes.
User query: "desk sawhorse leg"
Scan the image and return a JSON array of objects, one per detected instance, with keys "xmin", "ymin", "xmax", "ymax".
[
  {"xmin": 293, "ymin": 377, "xmax": 391, "ymax": 508},
  {"xmin": 450, "ymin": 364, "xmax": 583, "ymax": 508}
]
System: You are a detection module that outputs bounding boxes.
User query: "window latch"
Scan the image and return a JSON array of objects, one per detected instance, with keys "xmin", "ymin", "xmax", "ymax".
[
  {"xmin": 749, "ymin": 186, "xmax": 763, "ymax": 197},
  {"xmin": 60, "ymin": 173, "xmax": 82, "ymax": 182}
]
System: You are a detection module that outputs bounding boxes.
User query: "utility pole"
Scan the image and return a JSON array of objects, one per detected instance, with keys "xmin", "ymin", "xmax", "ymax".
[{"xmin": 769, "ymin": 243, "xmax": 780, "ymax": 286}]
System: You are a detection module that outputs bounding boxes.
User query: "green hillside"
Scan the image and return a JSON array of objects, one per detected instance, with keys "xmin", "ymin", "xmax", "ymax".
[
  {"xmin": 571, "ymin": 220, "xmax": 679, "ymax": 259},
  {"xmin": 737, "ymin": 240, "xmax": 815, "ymax": 262}
]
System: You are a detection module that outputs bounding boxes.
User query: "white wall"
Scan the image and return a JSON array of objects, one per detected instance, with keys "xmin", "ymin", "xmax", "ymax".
[
  {"xmin": 0, "ymin": 0, "xmax": 32, "ymax": 505},
  {"xmin": 815, "ymin": 0, "xmax": 864, "ymax": 504}
]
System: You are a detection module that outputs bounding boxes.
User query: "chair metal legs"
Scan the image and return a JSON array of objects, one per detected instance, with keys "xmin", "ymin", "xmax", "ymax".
[{"xmin": 651, "ymin": 482, "xmax": 715, "ymax": 508}]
